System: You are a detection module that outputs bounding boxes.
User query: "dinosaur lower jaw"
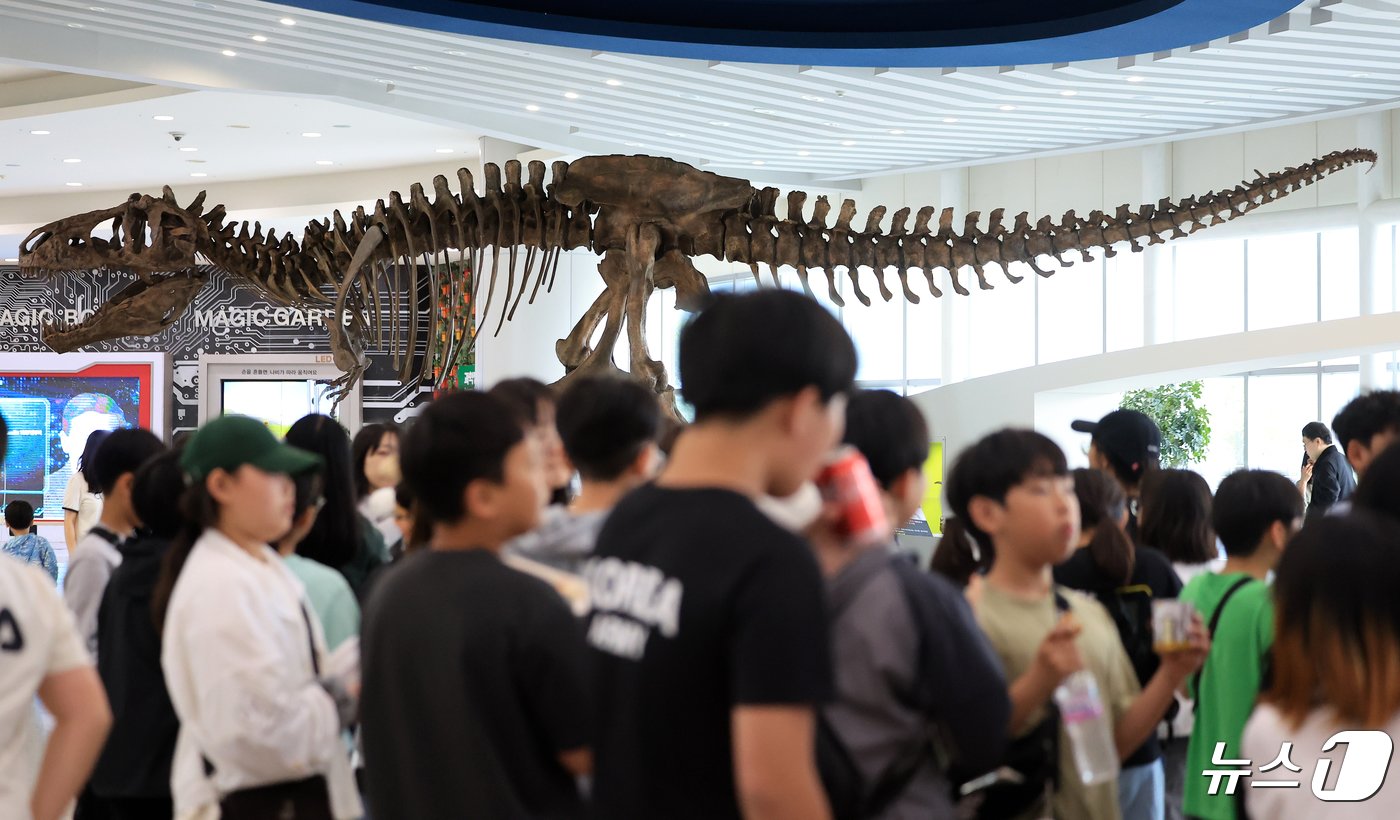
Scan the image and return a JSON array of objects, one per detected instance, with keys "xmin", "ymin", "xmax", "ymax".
[{"xmin": 42, "ymin": 270, "xmax": 208, "ymax": 352}]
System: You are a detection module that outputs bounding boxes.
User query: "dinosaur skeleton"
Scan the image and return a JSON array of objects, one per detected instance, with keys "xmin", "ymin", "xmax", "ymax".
[{"xmin": 17, "ymin": 150, "xmax": 1375, "ymax": 410}]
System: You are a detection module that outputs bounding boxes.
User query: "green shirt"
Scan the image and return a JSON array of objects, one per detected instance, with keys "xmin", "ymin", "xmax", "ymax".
[
  {"xmin": 976, "ymin": 584, "xmax": 1140, "ymax": 820},
  {"xmin": 1180, "ymin": 572, "xmax": 1273, "ymax": 820},
  {"xmin": 286, "ymin": 554, "xmax": 361, "ymax": 651}
]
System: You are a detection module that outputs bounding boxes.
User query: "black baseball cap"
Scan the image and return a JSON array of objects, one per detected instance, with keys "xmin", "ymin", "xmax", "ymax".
[{"xmin": 1071, "ymin": 409, "xmax": 1161, "ymax": 482}]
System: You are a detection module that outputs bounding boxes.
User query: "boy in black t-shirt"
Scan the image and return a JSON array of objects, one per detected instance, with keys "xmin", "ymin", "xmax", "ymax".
[
  {"xmin": 586, "ymin": 289, "xmax": 857, "ymax": 820},
  {"xmin": 360, "ymin": 392, "xmax": 591, "ymax": 820}
]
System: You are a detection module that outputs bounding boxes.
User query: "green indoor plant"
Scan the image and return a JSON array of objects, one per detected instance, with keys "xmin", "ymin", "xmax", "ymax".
[{"xmin": 1120, "ymin": 380, "xmax": 1212, "ymax": 468}]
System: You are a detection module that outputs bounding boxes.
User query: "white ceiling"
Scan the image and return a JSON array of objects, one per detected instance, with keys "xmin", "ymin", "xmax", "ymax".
[
  {"xmin": 0, "ymin": 0, "xmax": 1398, "ymax": 190},
  {"xmin": 0, "ymin": 86, "xmax": 481, "ymax": 197}
]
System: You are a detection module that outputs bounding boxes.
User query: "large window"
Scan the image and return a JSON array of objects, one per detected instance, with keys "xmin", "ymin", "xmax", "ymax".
[
  {"xmin": 1189, "ymin": 356, "xmax": 1384, "ymax": 491},
  {"xmin": 1174, "ymin": 239, "xmax": 1245, "ymax": 341},
  {"xmin": 1247, "ymin": 234, "xmax": 1317, "ymax": 331}
]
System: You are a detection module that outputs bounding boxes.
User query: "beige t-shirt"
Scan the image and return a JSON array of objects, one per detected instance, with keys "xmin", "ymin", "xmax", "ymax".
[
  {"xmin": 0, "ymin": 557, "xmax": 91, "ymax": 816},
  {"xmin": 976, "ymin": 583, "xmax": 1141, "ymax": 820}
]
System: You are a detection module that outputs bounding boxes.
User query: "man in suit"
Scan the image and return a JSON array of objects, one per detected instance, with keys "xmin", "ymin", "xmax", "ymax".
[{"xmin": 1301, "ymin": 421, "xmax": 1356, "ymax": 518}]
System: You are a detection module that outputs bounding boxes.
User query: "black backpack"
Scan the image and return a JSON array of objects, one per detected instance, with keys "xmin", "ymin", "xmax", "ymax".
[{"xmin": 1092, "ymin": 582, "xmax": 1160, "ymax": 687}]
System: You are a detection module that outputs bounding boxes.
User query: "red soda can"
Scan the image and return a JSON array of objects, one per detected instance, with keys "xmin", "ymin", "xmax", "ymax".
[{"xmin": 816, "ymin": 446, "xmax": 890, "ymax": 546}]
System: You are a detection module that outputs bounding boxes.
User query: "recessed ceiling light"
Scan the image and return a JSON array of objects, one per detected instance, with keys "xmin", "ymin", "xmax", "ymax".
[
  {"xmin": 67, "ymin": 23, "xmax": 83, "ymax": 28},
  {"xmin": 3, "ymin": 258, "xmax": 17, "ymax": 263},
  {"xmin": 63, "ymin": 158, "xmax": 81, "ymax": 163},
  {"xmin": 797, "ymin": 150, "xmax": 811, "ymax": 156},
  {"xmin": 88, "ymin": 6, "xmax": 105, "ymax": 10},
  {"xmin": 624, "ymin": 141, "xmax": 644, "ymax": 147},
  {"xmin": 943, "ymin": 117, "xmax": 959, "ymax": 123},
  {"xmin": 752, "ymin": 160, "xmax": 765, "ymax": 166},
  {"xmin": 708, "ymin": 120, "xmax": 730, "ymax": 126},
  {"xmin": 605, "ymin": 79, "xmax": 623, "ymax": 86},
  {"xmin": 888, "ymin": 129, "xmax": 905, "ymax": 135},
  {"xmin": 221, "ymin": 49, "xmax": 237, "ymax": 57},
  {"xmin": 1060, "ymin": 90, "xmax": 1078, "ymax": 96},
  {"xmin": 301, "ymin": 132, "xmax": 321, "ymax": 138},
  {"xmin": 1126, "ymin": 75, "xmax": 1146, "ymax": 83},
  {"xmin": 315, "ymin": 160, "xmax": 334, "ymax": 165},
  {"xmin": 190, "ymin": 172, "xmax": 207, "ymax": 177},
  {"xmin": 65, "ymin": 182, "xmax": 82, "ymax": 187},
  {"xmin": 999, "ymin": 105, "xmax": 1017, "ymax": 111},
  {"xmin": 153, "ymin": 115, "xmax": 175, "ymax": 121},
  {"xmin": 186, "ymin": 159, "xmax": 205, "ymax": 164},
  {"xmin": 179, "ymin": 146, "xmax": 198, "ymax": 152},
  {"xmin": 525, "ymin": 104, "xmax": 541, "ymax": 112},
  {"xmin": 1352, "ymin": 72, "xmax": 1370, "ymax": 78},
  {"xmin": 412, "ymin": 65, "xmax": 429, "ymax": 71},
  {"xmin": 753, "ymin": 108, "xmax": 775, "ymax": 114},
  {"xmin": 250, "ymin": 34, "xmax": 268, "ymax": 42},
  {"xmin": 29, "ymin": 130, "xmax": 50, "ymax": 135},
  {"xmin": 444, "ymin": 50, "xmax": 466, "ymax": 57},
  {"xmin": 279, "ymin": 17, "xmax": 296, "ymax": 25},
  {"xmin": 435, "ymin": 148, "xmax": 454, "ymax": 153},
  {"xmin": 665, "ymin": 131, "xmax": 685, "ymax": 137},
  {"xmin": 801, "ymin": 95, "xmax": 825, "ymax": 102},
  {"xmin": 840, "ymin": 140, "xmax": 856, "ymax": 146},
  {"xmin": 564, "ymin": 91, "xmax": 579, "ymax": 99}
]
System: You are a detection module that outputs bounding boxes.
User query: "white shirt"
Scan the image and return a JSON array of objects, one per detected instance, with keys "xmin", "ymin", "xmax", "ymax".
[
  {"xmin": 61, "ymin": 473, "xmax": 103, "ymax": 543},
  {"xmin": 357, "ymin": 488, "xmax": 400, "ymax": 548},
  {"xmin": 161, "ymin": 529, "xmax": 361, "ymax": 820},
  {"xmin": 1243, "ymin": 702, "xmax": 1400, "ymax": 819},
  {"xmin": 0, "ymin": 554, "xmax": 91, "ymax": 818}
]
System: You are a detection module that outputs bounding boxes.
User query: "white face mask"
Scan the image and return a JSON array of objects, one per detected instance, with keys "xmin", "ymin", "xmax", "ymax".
[{"xmin": 754, "ymin": 482, "xmax": 823, "ymax": 533}]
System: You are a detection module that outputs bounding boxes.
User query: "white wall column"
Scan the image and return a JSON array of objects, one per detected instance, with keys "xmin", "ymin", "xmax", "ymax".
[
  {"xmin": 1357, "ymin": 112, "xmax": 1392, "ymax": 391},
  {"xmin": 1142, "ymin": 141, "xmax": 1173, "ymax": 345},
  {"xmin": 940, "ymin": 167, "xmax": 970, "ymax": 385}
]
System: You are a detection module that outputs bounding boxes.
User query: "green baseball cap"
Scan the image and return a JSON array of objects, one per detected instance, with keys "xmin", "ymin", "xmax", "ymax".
[{"xmin": 181, "ymin": 415, "xmax": 323, "ymax": 481}]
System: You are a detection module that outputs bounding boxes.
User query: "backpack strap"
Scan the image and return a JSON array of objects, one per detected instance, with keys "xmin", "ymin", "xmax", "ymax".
[
  {"xmin": 87, "ymin": 526, "xmax": 123, "ymax": 547},
  {"xmin": 1190, "ymin": 576, "xmax": 1254, "ymax": 698}
]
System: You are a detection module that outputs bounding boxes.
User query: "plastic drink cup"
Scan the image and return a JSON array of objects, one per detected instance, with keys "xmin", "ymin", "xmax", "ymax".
[{"xmin": 1152, "ymin": 599, "xmax": 1198, "ymax": 653}]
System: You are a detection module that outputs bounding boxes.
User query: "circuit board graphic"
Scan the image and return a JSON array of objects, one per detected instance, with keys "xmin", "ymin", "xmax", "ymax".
[{"xmin": 0, "ymin": 265, "xmax": 435, "ymax": 431}]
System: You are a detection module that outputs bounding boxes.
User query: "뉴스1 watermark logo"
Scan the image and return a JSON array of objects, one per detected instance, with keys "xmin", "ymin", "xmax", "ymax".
[{"xmin": 1204, "ymin": 734, "xmax": 1395, "ymax": 801}]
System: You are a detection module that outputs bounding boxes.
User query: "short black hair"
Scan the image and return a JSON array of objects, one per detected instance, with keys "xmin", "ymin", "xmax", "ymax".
[
  {"xmin": 1301, "ymin": 421, "xmax": 1332, "ymax": 443},
  {"xmin": 1332, "ymin": 390, "xmax": 1400, "ymax": 455},
  {"xmin": 1211, "ymin": 469, "xmax": 1302, "ymax": 557},
  {"xmin": 93, "ymin": 428, "xmax": 167, "ymax": 495},
  {"xmin": 401, "ymin": 392, "xmax": 526, "ymax": 524},
  {"xmin": 489, "ymin": 377, "xmax": 553, "ymax": 426},
  {"xmin": 4, "ymin": 500, "xmax": 34, "ymax": 531},
  {"xmin": 1353, "ymin": 444, "xmax": 1400, "ymax": 524},
  {"xmin": 678, "ymin": 290, "xmax": 856, "ymax": 421},
  {"xmin": 556, "ymin": 376, "xmax": 662, "ymax": 481},
  {"xmin": 843, "ymin": 389, "xmax": 931, "ymax": 489},
  {"xmin": 932, "ymin": 429, "xmax": 1068, "ymax": 585},
  {"xmin": 131, "ymin": 451, "xmax": 187, "ymax": 538}
]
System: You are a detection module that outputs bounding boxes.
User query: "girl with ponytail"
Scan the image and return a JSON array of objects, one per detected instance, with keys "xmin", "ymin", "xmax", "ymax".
[
  {"xmin": 935, "ymin": 429, "xmax": 1207, "ymax": 820},
  {"xmin": 1055, "ymin": 469, "xmax": 1185, "ymax": 819},
  {"xmin": 154, "ymin": 416, "xmax": 363, "ymax": 820}
]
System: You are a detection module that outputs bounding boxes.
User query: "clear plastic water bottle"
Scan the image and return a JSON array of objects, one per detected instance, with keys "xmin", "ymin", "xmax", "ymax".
[{"xmin": 1054, "ymin": 669, "xmax": 1120, "ymax": 786}]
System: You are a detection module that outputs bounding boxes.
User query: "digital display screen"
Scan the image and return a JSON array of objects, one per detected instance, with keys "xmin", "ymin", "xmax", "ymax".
[
  {"xmin": 220, "ymin": 380, "xmax": 338, "ymax": 438},
  {"xmin": 0, "ymin": 372, "xmax": 144, "ymax": 519}
]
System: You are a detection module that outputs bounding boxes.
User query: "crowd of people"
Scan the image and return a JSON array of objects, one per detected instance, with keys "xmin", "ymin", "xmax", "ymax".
[{"xmin": 2, "ymin": 287, "xmax": 1400, "ymax": 820}]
